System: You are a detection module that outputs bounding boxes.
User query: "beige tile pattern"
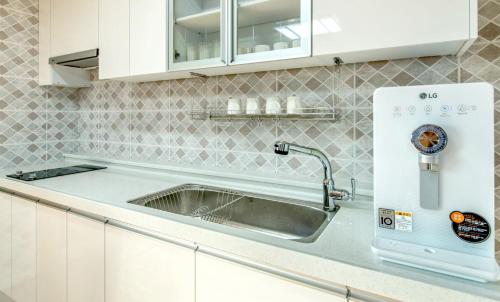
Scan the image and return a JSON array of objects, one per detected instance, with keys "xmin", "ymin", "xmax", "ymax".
[{"xmin": 0, "ymin": 0, "xmax": 82, "ymax": 167}]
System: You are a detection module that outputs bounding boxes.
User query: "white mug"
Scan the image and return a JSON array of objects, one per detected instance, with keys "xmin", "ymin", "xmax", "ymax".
[
  {"xmin": 199, "ymin": 42, "xmax": 212, "ymax": 60},
  {"xmin": 292, "ymin": 39, "xmax": 301, "ymax": 48},
  {"xmin": 287, "ymin": 95, "xmax": 302, "ymax": 114},
  {"xmin": 265, "ymin": 97, "xmax": 281, "ymax": 114},
  {"xmin": 273, "ymin": 41, "xmax": 289, "ymax": 50},
  {"xmin": 227, "ymin": 98, "xmax": 242, "ymax": 114},
  {"xmin": 187, "ymin": 45, "xmax": 198, "ymax": 61},
  {"xmin": 255, "ymin": 44, "xmax": 271, "ymax": 53},
  {"xmin": 246, "ymin": 98, "xmax": 261, "ymax": 114}
]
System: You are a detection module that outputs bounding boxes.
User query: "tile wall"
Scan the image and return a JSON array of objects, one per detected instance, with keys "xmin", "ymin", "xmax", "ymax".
[{"xmin": 0, "ymin": 0, "xmax": 79, "ymax": 168}]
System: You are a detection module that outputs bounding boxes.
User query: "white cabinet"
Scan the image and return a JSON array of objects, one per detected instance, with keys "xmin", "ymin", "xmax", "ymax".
[
  {"xmin": 105, "ymin": 224, "xmax": 195, "ymax": 302},
  {"xmin": 169, "ymin": 0, "xmax": 227, "ymax": 71},
  {"xmin": 196, "ymin": 252, "xmax": 346, "ymax": 302},
  {"xmin": 39, "ymin": 0, "xmax": 92, "ymax": 87},
  {"xmin": 50, "ymin": 0, "xmax": 99, "ymax": 56},
  {"xmin": 130, "ymin": 0, "xmax": 168, "ymax": 75},
  {"xmin": 99, "ymin": 0, "xmax": 130, "ymax": 79},
  {"xmin": 312, "ymin": 0, "xmax": 476, "ymax": 64},
  {"xmin": 231, "ymin": 0, "xmax": 312, "ymax": 65},
  {"xmin": 67, "ymin": 213, "xmax": 105, "ymax": 302},
  {"xmin": 99, "ymin": 0, "xmax": 168, "ymax": 79},
  {"xmin": 11, "ymin": 196, "xmax": 37, "ymax": 302},
  {"xmin": 37, "ymin": 204, "xmax": 67, "ymax": 302},
  {"xmin": 0, "ymin": 192, "xmax": 11, "ymax": 297}
]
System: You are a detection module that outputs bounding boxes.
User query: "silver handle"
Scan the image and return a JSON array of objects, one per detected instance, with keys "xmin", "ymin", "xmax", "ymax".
[
  {"xmin": 106, "ymin": 219, "xmax": 197, "ymax": 250},
  {"xmin": 198, "ymin": 246, "xmax": 347, "ymax": 297},
  {"xmin": 229, "ymin": 0, "xmax": 235, "ymax": 63},
  {"xmin": 220, "ymin": 0, "xmax": 227, "ymax": 65},
  {"xmin": 69, "ymin": 208, "xmax": 108, "ymax": 223},
  {"xmin": 198, "ymin": 246, "xmax": 395, "ymax": 302}
]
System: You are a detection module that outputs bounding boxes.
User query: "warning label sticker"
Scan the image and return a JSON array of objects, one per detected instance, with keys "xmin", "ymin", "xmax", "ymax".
[{"xmin": 395, "ymin": 211, "xmax": 413, "ymax": 232}]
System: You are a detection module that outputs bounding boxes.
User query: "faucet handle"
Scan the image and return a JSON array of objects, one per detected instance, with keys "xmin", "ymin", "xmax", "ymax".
[
  {"xmin": 330, "ymin": 179, "xmax": 356, "ymax": 202},
  {"xmin": 330, "ymin": 189, "xmax": 351, "ymax": 201},
  {"xmin": 274, "ymin": 142, "xmax": 290, "ymax": 155}
]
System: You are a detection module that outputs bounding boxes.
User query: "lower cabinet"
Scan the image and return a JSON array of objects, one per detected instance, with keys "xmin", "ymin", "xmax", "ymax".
[
  {"xmin": 196, "ymin": 252, "xmax": 347, "ymax": 302},
  {"xmin": 0, "ymin": 191, "xmax": 11, "ymax": 297},
  {"xmin": 11, "ymin": 196, "xmax": 37, "ymax": 302},
  {"xmin": 67, "ymin": 213, "xmax": 105, "ymax": 302},
  {"xmin": 105, "ymin": 224, "xmax": 196, "ymax": 302},
  {"xmin": 0, "ymin": 191, "xmax": 389, "ymax": 302},
  {"xmin": 37, "ymin": 204, "xmax": 67, "ymax": 302}
]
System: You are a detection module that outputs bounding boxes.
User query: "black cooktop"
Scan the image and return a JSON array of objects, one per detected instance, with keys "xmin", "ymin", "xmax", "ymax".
[{"xmin": 7, "ymin": 164, "xmax": 107, "ymax": 181}]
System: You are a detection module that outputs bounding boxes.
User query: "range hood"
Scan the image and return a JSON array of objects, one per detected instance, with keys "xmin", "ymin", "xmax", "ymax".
[{"xmin": 49, "ymin": 49, "xmax": 98, "ymax": 68}]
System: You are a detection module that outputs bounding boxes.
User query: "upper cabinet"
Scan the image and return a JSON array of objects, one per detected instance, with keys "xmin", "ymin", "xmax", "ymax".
[
  {"xmin": 231, "ymin": 0, "xmax": 311, "ymax": 64},
  {"xmin": 170, "ymin": 0, "xmax": 227, "ymax": 70},
  {"xmin": 99, "ymin": 0, "xmax": 168, "ymax": 79},
  {"xmin": 98, "ymin": 0, "xmax": 130, "ymax": 79},
  {"xmin": 312, "ymin": 0, "xmax": 476, "ymax": 64},
  {"xmin": 39, "ymin": 0, "xmax": 96, "ymax": 87},
  {"xmin": 130, "ymin": 0, "xmax": 168, "ymax": 75},
  {"xmin": 42, "ymin": 0, "xmax": 477, "ymax": 84},
  {"xmin": 50, "ymin": 0, "xmax": 99, "ymax": 57}
]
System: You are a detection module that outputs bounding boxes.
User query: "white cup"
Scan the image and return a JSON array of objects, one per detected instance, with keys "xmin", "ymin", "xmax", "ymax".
[
  {"xmin": 227, "ymin": 98, "xmax": 242, "ymax": 114},
  {"xmin": 273, "ymin": 41, "xmax": 289, "ymax": 50},
  {"xmin": 187, "ymin": 45, "xmax": 198, "ymax": 61},
  {"xmin": 287, "ymin": 95, "xmax": 302, "ymax": 114},
  {"xmin": 246, "ymin": 98, "xmax": 261, "ymax": 114},
  {"xmin": 199, "ymin": 42, "xmax": 212, "ymax": 60},
  {"xmin": 265, "ymin": 97, "xmax": 281, "ymax": 114},
  {"xmin": 254, "ymin": 44, "xmax": 271, "ymax": 53},
  {"xmin": 213, "ymin": 41, "xmax": 220, "ymax": 58}
]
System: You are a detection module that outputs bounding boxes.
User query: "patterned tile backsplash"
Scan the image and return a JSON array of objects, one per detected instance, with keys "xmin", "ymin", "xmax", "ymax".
[
  {"xmin": 0, "ymin": 0, "xmax": 497, "ymax": 256},
  {"xmin": 76, "ymin": 55, "xmax": 491, "ymax": 190},
  {"xmin": 0, "ymin": 0, "xmax": 80, "ymax": 168}
]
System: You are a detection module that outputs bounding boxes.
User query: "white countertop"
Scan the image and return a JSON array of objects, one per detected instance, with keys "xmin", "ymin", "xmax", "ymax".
[{"xmin": 0, "ymin": 155, "xmax": 499, "ymax": 302}]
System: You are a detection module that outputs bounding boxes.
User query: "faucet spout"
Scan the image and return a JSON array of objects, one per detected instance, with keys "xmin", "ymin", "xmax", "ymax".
[{"xmin": 274, "ymin": 141, "xmax": 350, "ymax": 211}]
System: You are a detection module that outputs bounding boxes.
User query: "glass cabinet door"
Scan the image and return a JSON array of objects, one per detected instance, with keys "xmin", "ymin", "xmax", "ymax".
[
  {"xmin": 169, "ymin": 0, "xmax": 228, "ymax": 70},
  {"xmin": 231, "ymin": 0, "xmax": 311, "ymax": 64}
]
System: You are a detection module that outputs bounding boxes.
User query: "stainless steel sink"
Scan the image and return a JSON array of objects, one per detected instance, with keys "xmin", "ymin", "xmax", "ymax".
[{"xmin": 128, "ymin": 184, "xmax": 335, "ymax": 243}]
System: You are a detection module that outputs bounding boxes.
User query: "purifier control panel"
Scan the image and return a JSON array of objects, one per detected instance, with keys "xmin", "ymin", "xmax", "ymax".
[{"xmin": 391, "ymin": 104, "xmax": 479, "ymax": 117}]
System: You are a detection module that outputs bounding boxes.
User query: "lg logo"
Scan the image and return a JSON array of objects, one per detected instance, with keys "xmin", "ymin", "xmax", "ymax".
[{"xmin": 420, "ymin": 92, "xmax": 439, "ymax": 100}]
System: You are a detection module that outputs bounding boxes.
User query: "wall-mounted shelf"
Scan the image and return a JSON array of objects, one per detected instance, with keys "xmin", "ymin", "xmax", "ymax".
[
  {"xmin": 190, "ymin": 108, "xmax": 338, "ymax": 122},
  {"xmin": 176, "ymin": 0, "xmax": 298, "ymax": 33}
]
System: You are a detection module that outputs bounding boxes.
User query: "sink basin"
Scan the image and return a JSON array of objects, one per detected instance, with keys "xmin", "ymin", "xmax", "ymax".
[{"xmin": 128, "ymin": 184, "xmax": 335, "ymax": 242}]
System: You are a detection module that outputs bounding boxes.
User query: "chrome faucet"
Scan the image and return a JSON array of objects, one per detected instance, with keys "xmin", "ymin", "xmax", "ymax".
[{"xmin": 274, "ymin": 141, "xmax": 351, "ymax": 212}]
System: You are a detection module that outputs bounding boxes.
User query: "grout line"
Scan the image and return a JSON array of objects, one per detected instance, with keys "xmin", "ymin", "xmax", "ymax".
[
  {"xmin": 168, "ymin": 80, "xmax": 172, "ymax": 161},
  {"xmin": 457, "ymin": 55, "xmax": 462, "ymax": 83},
  {"xmin": 0, "ymin": 5, "xmax": 38, "ymax": 17}
]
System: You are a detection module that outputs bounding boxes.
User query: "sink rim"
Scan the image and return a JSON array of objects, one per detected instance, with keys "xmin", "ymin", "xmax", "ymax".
[{"xmin": 127, "ymin": 183, "xmax": 338, "ymax": 243}]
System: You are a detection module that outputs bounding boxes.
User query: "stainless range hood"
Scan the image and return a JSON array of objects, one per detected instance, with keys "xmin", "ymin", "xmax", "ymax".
[{"xmin": 49, "ymin": 49, "xmax": 99, "ymax": 68}]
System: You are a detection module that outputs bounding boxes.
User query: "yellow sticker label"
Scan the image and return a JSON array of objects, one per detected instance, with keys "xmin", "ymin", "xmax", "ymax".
[
  {"xmin": 395, "ymin": 211, "xmax": 413, "ymax": 232},
  {"xmin": 395, "ymin": 211, "xmax": 412, "ymax": 217}
]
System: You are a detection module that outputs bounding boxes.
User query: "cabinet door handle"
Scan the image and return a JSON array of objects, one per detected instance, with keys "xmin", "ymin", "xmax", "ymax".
[
  {"xmin": 69, "ymin": 208, "xmax": 108, "ymax": 223},
  {"xmin": 198, "ymin": 246, "xmax": 396, "ymax": 302},
  {"xmin": 198, "ymin": 246, "xmax": 347, "ymax": 297},
  {"xmin": 106, "ymin": 219, "xmax": 197, "ymax": 250},
  {"xmin": 220, "ymin": 0, "xmax": 228, "ymax": 65}
]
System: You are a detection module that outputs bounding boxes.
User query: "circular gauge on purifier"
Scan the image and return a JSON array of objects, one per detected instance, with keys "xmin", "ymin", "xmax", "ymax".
[{"xmin": 411, "ymin": 124, "xmax": 448, "ymax": 155}]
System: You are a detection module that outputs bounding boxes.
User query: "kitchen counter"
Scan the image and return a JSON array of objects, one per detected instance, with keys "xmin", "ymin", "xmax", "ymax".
[{"xmin": 0, "ymin": 155, "xmax": 499, "ymax": 302}]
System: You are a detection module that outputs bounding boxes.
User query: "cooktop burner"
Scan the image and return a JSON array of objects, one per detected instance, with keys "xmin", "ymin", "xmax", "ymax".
[{"xmin": 7, "ymin": 164, "xmax": 107, "ymax": 181}]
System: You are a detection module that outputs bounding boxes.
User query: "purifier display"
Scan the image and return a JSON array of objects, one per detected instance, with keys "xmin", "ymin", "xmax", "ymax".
[{"xmin": 371, "ymin": 83, "xmax": 500, "ymax": 282}]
